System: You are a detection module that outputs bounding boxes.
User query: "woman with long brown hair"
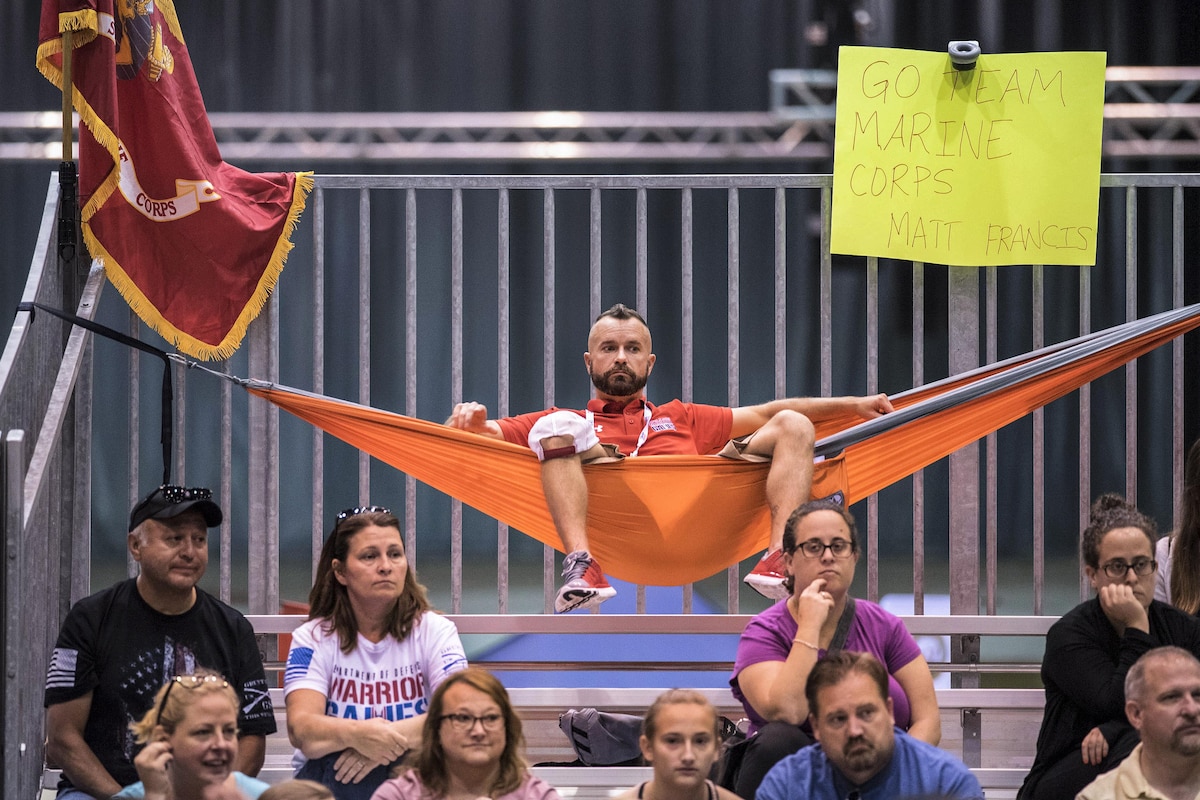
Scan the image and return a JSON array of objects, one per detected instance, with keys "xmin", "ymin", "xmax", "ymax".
[
  {"xmin": 1155, "ymin": 438, "xmax": 1200, "ymax": 612},
  {"xmin": 371, "ymin": 667, "xmax": 559, "ymax": 800},
  {"xmin": 284, "ymin": 506, "xmax": 468, "ymax": 800}
]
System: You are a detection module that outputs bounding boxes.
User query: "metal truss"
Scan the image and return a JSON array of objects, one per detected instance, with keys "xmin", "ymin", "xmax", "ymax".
[
  {"xmin": 770, "ymin": 66, "xmax": 1200, "ymax": 160},
  {"xmin": 0, "ymin": 110, "xmax": 835, "ymax": 163},
  {"xmin": 4, "ymin": 67, "xmax": 1198, "ymax": 162},
  {"xmin": 1100, "ymin": 67, "xmax": 1200, "ymax": 158}
]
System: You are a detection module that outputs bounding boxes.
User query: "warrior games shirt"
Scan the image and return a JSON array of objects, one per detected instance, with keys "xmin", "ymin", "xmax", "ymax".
[{"xmin": 284, "ymin": 612, "xmax": 467, "ymax": 769}]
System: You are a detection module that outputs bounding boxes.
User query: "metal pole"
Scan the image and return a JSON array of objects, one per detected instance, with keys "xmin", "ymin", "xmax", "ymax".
[{"xmin": 4, "ymin": 431, "xmax": 26, "ymax": 798}]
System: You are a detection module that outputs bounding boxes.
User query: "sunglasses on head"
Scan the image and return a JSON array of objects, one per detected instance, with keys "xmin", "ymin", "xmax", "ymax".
[
  {"xmin": 335, "ymin": 505, "xmax": 391, "ymax": 523},
  {"xmin": 155, "ymin": 674, "xmax": 230, "ymax": 725},
  {"xmin": 156, "ymin": 485, "xmax": 213, "ymax": 503}
]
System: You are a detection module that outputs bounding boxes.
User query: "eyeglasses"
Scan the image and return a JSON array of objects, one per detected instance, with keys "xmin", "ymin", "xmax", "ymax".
[
  {"xmin": 795, "ymin": 538, "xmax": 855, "ymax": 559},
  {"xmin": 1101, "ymin": 558, "xmax": 1156, "ymax": 579},
  {"xmin": 336, "ymin": 505, "xmax": 391, "ymax": 523},
  {"xmin": 155, "ymin": 674, "xmax": 230, "ymax": 724},
  {"xmin": 439, "ymin": 712, "xmax": 504, "ymax": 732}
]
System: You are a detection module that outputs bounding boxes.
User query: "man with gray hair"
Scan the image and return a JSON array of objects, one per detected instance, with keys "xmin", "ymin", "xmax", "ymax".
[
  {"xmin": 43, "ymin": 484, "xmax": 275, "ymax": 799},
  {"xmin": 1077, "ymin": 645, "xmax": 1200, "ymax": 800}
]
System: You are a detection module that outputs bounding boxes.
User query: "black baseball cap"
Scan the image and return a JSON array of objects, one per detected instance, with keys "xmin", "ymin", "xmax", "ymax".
[{"xmin": 129, "ymin": 485, "xmax": 223, "ymax": 532}]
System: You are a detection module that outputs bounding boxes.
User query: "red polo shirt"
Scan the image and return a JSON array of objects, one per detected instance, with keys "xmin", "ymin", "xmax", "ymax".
[{"xmin": 496, "ymin": 397, "xmax": 733, "ymax": 456}]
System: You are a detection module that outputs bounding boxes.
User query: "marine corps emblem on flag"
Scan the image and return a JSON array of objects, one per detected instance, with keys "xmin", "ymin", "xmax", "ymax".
[
  {"xmin": 36, "ymin": 0, "xmax": 312, "ymax": 360},
  {"xmin": 113, "ymin": 0, "xmax": 174, "ymax": 81}
]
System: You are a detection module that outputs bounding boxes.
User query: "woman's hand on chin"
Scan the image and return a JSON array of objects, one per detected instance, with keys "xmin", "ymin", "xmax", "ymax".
[
  {"xmin": 794, "ymin": 578, "xmax": 835, "ymax": 624},
  {"xmin": 1098, "ymin": 584, "xmax": 1149, "ymax": 633}
]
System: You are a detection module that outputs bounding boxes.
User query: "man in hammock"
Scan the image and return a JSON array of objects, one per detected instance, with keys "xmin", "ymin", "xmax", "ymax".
[{"xmin": 446, "ymin": 303, "xmax": 893, "ymax": 613}]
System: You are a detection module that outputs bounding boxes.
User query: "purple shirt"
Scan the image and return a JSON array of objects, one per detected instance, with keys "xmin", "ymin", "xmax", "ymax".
[{"xmin": 730, "ymin": 598, "xmax": 922, "ymax": 734}]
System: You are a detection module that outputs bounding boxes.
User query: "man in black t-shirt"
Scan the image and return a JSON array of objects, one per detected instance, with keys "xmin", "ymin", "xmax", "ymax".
[{"xmin": 44, "ymin": 485, "xmax": 276, "ymax": 800}]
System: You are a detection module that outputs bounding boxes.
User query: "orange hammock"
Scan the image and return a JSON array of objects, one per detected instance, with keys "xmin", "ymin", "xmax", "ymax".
[{"xmin": 246, "ymin": 303, "xmax": 1200, "ymax": 586}]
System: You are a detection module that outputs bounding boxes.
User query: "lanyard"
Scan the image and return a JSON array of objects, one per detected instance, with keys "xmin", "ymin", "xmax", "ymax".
[{"xmin": 585, "ymin": 403, "xmax": 653, "ymax": 457}]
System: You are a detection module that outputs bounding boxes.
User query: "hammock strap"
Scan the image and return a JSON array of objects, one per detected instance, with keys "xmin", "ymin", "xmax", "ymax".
[{"xmin": 17, "ymin": 300, "xmax": 175, "ymax": 485}]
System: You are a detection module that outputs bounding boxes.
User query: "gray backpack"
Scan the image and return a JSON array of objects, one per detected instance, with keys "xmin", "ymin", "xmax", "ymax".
[{"xmin": 558, "ymin": 707, "xmax": 644, "ymax": 766}]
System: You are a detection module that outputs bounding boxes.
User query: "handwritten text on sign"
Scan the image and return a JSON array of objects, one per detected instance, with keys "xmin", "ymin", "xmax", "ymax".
[{"xmin": 831, "ymin": 47, "xmax": 1106, "ymax": 266}]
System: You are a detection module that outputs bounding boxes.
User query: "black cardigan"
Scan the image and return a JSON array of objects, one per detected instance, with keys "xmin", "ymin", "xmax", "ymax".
[{"xmin": 1021, "ymin": 598, "xmax": 1200, "ymax": 797}]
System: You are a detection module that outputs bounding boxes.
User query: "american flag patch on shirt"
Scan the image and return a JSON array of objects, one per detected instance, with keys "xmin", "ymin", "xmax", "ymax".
[
  {"xmin": 46, "ymin": 648, "xmax": 78, "ymax": 690},
  {"xmin": 285, "ymin": 646, "xmax": 315, "ymax": 684}
]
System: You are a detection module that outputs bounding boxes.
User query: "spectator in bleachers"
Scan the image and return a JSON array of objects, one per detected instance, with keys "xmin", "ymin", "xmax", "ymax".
[
  {"xmin": 1077, "ymin": 646, "xmax": 1200, "ymax": 800},
  {"xmin": 284, "ymin": 506, "xmax": 468, "ymax": 800},
  {"xmin": 614, "ymin": 689, "xmax": 740, "ymax": 800},
  {"xmin": 1019, "ymin": 494, "xmax": 1200, "ymax": 800},
  {"xmin": 757, "ymin": 650, "xmax": 981, "ymax": 800},
  {"xmin": 1155, "ymin": 438, "xmax": 1200, "ymax": 612},
  {"xmin": 116, "ymin": 669, "xmax": 268, "ymax": 799},
  {"xmin": 726, "ymin": 499, "xmax": 940, "ymax": 798},
  {"xmin": 370, "ymin": 666, "xmax": 560, "ymax": 800},
  {"xmin": 43, "ymin": 484, "xmax": 276, "ymax": 800},
  {"xmin": 446, "ymin": 302, "xmax": 892, "ymax": 613}
]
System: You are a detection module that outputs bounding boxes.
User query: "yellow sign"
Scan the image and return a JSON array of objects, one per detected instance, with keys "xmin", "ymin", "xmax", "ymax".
[{"xmin": 831, "ymin": 47, "xmax": 1106, "ymax": 266}]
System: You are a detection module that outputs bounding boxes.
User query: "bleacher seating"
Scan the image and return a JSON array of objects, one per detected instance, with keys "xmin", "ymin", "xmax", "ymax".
[
  {"xmin": 43, "ymin": 613, "xmax": 1050, "ymax": 799},
  {"xmin": 249, "ymin": 613, "xmax": 1052, "ymax": 800}
]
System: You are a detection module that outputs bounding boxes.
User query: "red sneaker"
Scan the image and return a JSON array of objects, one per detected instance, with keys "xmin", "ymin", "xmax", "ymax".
[
  {"xmin": 744, "ymin": 548, "xmax": 789, "ymax": 600},
  {"xmin": 556, "ymin": 550, "xmax": 616, "ymax": 613}
]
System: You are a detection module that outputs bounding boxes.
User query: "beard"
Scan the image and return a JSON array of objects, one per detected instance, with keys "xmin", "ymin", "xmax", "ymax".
[
  {"xmin": 590, "ymin": 365, "xmax": 648, "ymax": 397},
  {"xmin": 841, "ymin": 737, "xmax": 884, "ymax": 775},
  {"xmin": 1172, "ymin": 728, "xmax": 1200, "ymax": 757}
]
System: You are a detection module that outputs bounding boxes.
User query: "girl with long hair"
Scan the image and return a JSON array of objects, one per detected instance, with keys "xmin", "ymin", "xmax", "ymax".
[
  {"xmin": 614, "ymin": 690, "xmax": 740, "ymax": 800},
  {"xmin": 1155, "ymin": 438, "xmax": 1200, "ymax": 612}
]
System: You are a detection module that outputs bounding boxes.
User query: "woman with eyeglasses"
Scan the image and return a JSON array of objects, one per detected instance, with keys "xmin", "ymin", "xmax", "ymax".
[
  {"xmin": 1019, "ymin": 493, "xmax": 1200, "ymax": 800},
  {"xmin": 726, "ymin": 499, "xmax": 939, "ymax": 799},
  {"xmin": 370, "ymin": 667, "xmax": 559, "ymax": 800},
  {"xmin": 116, "ymin": 670, "xmax": 269, "ymax": 799},
  {"xmin": 285, "ymin": 506, "xmax": 469, "ymax": 800}
]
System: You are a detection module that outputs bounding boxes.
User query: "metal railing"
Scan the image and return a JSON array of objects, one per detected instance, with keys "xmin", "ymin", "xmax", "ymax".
[
  {"xmin": 0, "ymin": 171, "xmax": 99, "ymax": 800},
  {"xmin": 3, "ymin": 168, "xmax": 1198, "ymax": 796},
  {"xmin": 46, "ymin": 171, "xmax": 1200, "ymax": 620}
]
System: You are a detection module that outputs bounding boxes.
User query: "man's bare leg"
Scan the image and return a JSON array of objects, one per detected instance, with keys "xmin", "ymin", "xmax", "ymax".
[
  {"xmin": 538, "ymin": 434, "xmax": 594, "ymax": 553},
  {"xmin": 741, "ymin": 410, "xmax": 816, "ymax": 599},
  {"xmin": 538, "ymin": 434, "xmax": 616, "ymax": 612}
]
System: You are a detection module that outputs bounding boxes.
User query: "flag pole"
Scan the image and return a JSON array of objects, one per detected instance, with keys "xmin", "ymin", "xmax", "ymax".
[
  {"xmin": 58, "ymin": 28, "xmax": 80, "ymax": 285},
  {"xmin": 61, "ymin": 29, "xmax": 72, "ymax": 158}
]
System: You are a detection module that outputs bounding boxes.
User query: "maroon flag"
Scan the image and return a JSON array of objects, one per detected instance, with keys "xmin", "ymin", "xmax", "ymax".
[{"xmin": 37, "ymin": 0, "xmax": 312, "ymax": 360}]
